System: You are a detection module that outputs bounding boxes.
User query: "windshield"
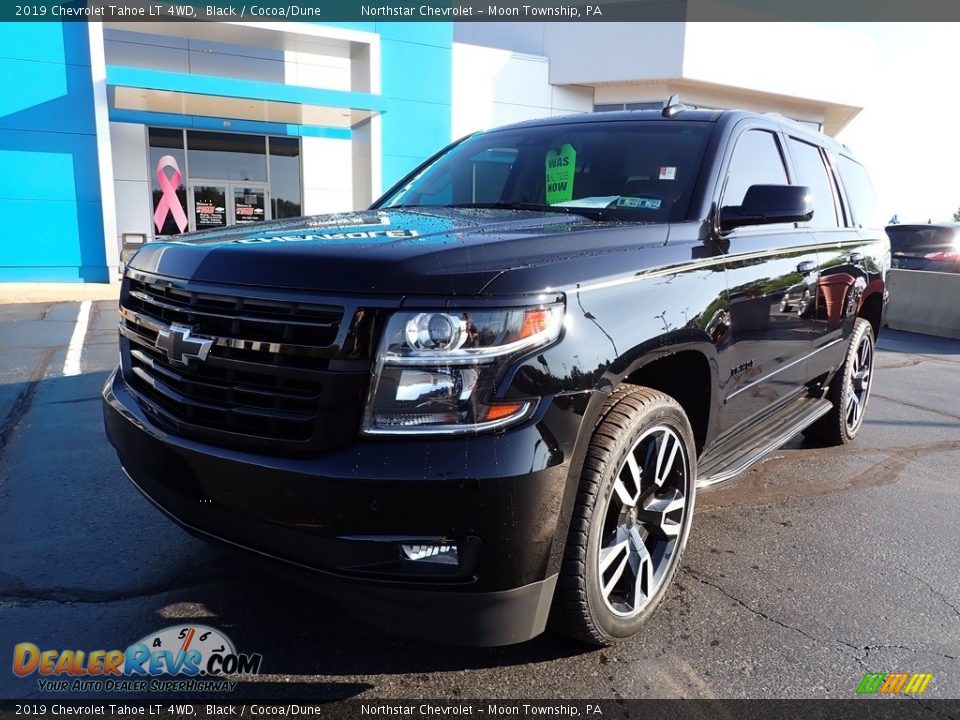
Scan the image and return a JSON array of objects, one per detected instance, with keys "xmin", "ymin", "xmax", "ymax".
[
  {"xmin": 886, "ymin": 226, "xmax": 959, "ymax": 254},
  {"xmin": 378, "ymin": 120, "xmax": 712, "ymax": 222}
]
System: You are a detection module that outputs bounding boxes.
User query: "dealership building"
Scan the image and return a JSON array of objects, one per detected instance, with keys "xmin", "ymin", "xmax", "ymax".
[{"xmin": 0, "ymin": 20, "xmax": 867, "ymax": 282}]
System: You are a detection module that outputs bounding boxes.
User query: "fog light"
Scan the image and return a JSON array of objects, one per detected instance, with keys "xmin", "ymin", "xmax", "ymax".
[{"xmin": 400, "ymin": 543, "xmax": 459, "ymax": 565}]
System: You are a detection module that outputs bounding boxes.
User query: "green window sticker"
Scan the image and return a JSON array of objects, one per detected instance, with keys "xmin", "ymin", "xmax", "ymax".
[{"xmin": 545, "ymin": 143, "xmax": 576, "ymax": 204}]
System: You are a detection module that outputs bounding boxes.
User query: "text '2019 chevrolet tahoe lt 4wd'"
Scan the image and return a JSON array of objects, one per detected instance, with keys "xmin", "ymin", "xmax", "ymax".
[{"xmin": 104, "ymin": 107, "xmax": 888, "ymax": 647}]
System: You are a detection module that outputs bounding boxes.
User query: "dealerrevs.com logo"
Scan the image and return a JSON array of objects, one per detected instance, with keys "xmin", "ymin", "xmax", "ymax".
[{"xmin": 13, "ymin": 625, "xmax": 263, "ymax": 693}]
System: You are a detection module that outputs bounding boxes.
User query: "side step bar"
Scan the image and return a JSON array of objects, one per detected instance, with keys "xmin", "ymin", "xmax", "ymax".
[{"xmin": 696, "ymin": 396, "xmax": 833, "ymax": 488}]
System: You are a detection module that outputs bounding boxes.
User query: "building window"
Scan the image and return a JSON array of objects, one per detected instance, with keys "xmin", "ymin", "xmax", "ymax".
[
  {"xmin": 268, "ymin": 137, "xmax": 302, "ymax": 219},
  {"xmin": 147, "ymin": 128, "xmax": 302, "ymax": 234},
  {"xmin": 186, "ymin": 131, "xmax": 267, "ymax": 182},
  {"xmin": 149, "ymin": 128, "xmax": 189, "ymax": 236}
]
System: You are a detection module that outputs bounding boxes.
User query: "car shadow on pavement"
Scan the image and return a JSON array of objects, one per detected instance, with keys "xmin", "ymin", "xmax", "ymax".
[{"xmin": 155, "ymin": 547, "xmax": 595, "ymax": 685}]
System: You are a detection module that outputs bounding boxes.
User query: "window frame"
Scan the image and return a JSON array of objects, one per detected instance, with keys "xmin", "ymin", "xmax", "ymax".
[
  {"xmin": 833, "ymin": 153, "xmax": 880, "ymax": 230},
  {"xmin": 783, "ymin": 135, "xmax": 843, "ymax": 231},
  {"xmin": 717, "ymin": 125, "xmax": 795, "ymax": 234}
]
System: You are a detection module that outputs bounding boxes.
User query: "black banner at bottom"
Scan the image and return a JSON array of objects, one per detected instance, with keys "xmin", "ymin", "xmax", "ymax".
[{"xmin": 1, "ymin": 700, "xmax": 959, "ymax": 720}]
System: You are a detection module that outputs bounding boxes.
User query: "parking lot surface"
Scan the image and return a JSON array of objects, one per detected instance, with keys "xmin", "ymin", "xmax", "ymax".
[{"xmin": 0, "ymin": 298, "xmax": 958, "ymax": 700}]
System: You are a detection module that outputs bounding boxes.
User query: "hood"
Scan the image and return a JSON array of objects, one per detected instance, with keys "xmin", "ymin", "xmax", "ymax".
[{"xmin": 128, "ymin": 207, "xmax": 669, "ymax": 296}]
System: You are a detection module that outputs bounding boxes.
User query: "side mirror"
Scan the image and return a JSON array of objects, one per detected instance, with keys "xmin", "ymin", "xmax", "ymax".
[{"xmin": 719, "ymin": 184, "xmax": 813, "ymax": 232}]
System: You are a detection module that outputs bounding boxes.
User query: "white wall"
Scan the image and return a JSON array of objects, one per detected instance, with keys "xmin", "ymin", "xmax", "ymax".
[
  {"xmin": 283, "ymin": 49, "xmax": 351, "ymax": 91},
  {"xmin": 351, "ymin": 121, "xmax": 373, "ymax": 208},
  {"xmin": 451, "ymin": 43, "xmax": 593, "ymax": 138},
  {"xmin": 302, "ymin": 136, "xmax": 354, "ymax": 214},
  {"xmin": 453, "ymin": 23, "xmax": 547, "ymax": 56},
  {"xmin": 109, "ymin": 122, "xmax": 152, "ymax": 247},
  {"xmin": 543, "ymin": 23, "xmax": 686, "ymax": 86},
  {"xmin": 104, "ymin": 30, "xmax": 352, "ymax": 91}
]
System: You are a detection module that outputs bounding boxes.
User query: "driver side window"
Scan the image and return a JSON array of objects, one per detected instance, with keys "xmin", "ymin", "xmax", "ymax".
[{"xmin": 723, "ymin": 130, "xmax": 789, "ymax": 208}]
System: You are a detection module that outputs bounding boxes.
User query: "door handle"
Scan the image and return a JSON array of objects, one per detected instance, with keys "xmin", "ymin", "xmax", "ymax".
[{"xmin": 796, "ymin": 260, "xmax": 817, "ymax": 274}]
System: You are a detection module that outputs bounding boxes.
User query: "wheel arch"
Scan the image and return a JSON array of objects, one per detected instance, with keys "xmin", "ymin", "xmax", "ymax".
[
  {"xmin": 545, "ymin": 333, "xmax": 719, "ymax": 578},
  {"xmin": 857, "ymin": 282, "xmax": 885, "ymax": 340}
]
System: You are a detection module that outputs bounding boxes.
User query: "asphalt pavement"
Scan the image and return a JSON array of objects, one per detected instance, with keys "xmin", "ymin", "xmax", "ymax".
[{"xmin": 0, "ymin": 298, "xmax": 957, "ymax": 701}]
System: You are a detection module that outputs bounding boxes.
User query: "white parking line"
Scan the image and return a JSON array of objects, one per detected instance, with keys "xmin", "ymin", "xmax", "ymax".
[{"xmin": 63, "ymin": 300, "xmax": 92, "ymax": 377}]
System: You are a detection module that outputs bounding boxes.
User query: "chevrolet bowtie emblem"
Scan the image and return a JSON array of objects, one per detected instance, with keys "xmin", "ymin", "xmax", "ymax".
[{"xmin": 154, "ymin": 323, "xmax": 213, "ymax": 366}]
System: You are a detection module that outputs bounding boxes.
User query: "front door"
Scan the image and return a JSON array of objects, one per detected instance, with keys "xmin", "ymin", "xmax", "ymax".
[
  {"xmin": 188, "ymin": 181, "xmax": 270, "ymax": 231},
  {"xmin": 714, "ymin": 126, "xmax": 823, "ymax": 433}
]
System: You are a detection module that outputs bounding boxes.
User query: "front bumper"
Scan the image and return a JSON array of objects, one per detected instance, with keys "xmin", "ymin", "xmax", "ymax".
[{"xmin": 103, "ymin": 367, "xmax": 588, "ymax": 645}]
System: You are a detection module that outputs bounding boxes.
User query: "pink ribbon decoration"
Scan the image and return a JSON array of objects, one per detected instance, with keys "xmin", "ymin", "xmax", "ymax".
[{"xmin": 153, "ymin": 155, "xmax": 188, "ymax": 234}]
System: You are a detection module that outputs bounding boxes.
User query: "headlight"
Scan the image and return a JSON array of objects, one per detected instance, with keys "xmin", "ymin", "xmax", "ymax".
[{"xmin": 363, "ymin": 303, "xmax": 564, "ymax": 434}]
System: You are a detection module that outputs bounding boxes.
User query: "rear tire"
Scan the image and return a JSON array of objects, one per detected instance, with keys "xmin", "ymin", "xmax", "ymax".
[
  {"xmin": 804, "ymin": 318, "xmax": 875, "ymax": 446},
  {"xmin": 555, "ymin": 386, "xmax": 696, "ymax": 646}
]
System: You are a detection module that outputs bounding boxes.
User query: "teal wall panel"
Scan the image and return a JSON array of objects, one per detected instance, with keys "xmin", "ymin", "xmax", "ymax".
[
  {"xmin": 375, "ymin": 23, "xmax": 452, "ymax": 191},
  {"xmin": 0, "ymin": 22, "xmax": 106, "ymax": 282}
]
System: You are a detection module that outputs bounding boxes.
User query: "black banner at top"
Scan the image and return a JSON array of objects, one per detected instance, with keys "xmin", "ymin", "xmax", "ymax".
[{"xmin": 6, "ymin": 0, "xmax": 960, "ymax": 22}]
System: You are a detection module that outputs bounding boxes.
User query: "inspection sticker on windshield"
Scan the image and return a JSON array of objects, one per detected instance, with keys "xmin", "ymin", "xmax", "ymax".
[
  {"xmin": 545, "ymin": 143, "xmax": 577, "ymax": 204},
  {"xmin": 617, "ymin": 196, "xmax": 662, "ymax": 209},
  {"xmin": 659, "ymin": 166, "xmax": 677, "ymax": 180}
]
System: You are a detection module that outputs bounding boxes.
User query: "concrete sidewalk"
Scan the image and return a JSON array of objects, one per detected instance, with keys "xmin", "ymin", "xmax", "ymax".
[{"xmin": 0, "ymin": 282, "xmax": 120, "ymax": 305}]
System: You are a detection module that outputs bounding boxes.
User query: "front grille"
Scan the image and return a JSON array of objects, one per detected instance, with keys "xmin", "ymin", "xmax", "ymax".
[{"xmin": 118, "ymin": 272, "xmax": 372, "ymax": 454}]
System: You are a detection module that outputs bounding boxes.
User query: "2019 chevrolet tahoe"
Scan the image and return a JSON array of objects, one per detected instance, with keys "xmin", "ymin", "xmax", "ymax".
[{"xmin": 103, "ymin": 107, "xmax": 888, "ymax": 647}]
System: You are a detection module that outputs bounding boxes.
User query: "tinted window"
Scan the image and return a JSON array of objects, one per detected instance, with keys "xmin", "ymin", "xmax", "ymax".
[
  {"xmin": 268, "ymin": 136, "xmax": 302, "ymax": 219},
  {"xmin": 837, "ymin": 156, "xmax": 881, "ymax": 228},
  {"xmin": 722, "ymin": 130, "xmax": 788, "ymax": 207},
  {"xmin": 380, "ymin": 121, "xmax": 712, "ymax": 222},
  {"xmin": 787, "ymin": 138, "xmax": 839, "ymax": 228},
  {"xmin": 187, "ymin": 131, "xmax": 267, "ymax": 182}
]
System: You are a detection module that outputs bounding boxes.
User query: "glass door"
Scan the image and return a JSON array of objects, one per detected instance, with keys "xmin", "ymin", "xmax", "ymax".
[
  {"xmin": 230, "ymin": 184, "xmax": 269, "ymax": 225},
  {"xmin": 189, "ymin": 184, "xmax": 227, "ymax": 231},
  {"xmin": 188, "ymin": 182, "xmax": 270, "ymax": 231}
]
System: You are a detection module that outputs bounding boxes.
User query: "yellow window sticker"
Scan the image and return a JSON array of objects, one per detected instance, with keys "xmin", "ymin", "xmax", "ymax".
[{"xmin": 545, "ymin": 143, "xmax": 576, "ymax": 204}]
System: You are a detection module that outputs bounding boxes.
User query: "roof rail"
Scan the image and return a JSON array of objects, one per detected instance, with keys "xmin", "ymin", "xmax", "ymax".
[{"xmin": 662, "ymin": 94, "xmax": 687, "ymax": 118}]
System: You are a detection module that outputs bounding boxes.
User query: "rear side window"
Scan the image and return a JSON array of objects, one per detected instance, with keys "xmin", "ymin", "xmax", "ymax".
[
  {"xmin": 787, "ymin": 138, "xmax": 839, "ymax": 228},
  {"xmin": 722, "ymin": 130, "xmax": 788, "ymax": 207},
  {"xmin": 837, "ymin": 156, "xmax": 881, "ymax": 228}
]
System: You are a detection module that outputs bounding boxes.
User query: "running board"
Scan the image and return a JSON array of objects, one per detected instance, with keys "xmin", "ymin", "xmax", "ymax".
[{"xmin": 696, "ymin": 396, "xmax": 832, "ymax": 488}]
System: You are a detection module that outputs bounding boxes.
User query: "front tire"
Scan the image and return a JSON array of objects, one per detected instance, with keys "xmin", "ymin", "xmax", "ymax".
[
  {"xmin": 555, "ymin": 386, "xmax": 696, "ymax": 646},
  {"xmin": 804, "ymin": 318, "xmax": 875, "ymax": 445}
]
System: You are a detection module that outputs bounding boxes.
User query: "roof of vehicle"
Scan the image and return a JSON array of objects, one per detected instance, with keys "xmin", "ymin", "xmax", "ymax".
[
  {"xmin": 886, "ymin": 222, "xmax": 960, "ymax": 230},
  {"xmin": 485, "ymin": 108, "xmax": 851, "ymax": 157}
]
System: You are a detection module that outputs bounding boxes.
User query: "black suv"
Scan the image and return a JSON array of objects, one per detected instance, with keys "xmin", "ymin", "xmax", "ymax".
[
  {"xmin": 887, "ymin": 222, "xmax": 960, "ymax": 273},
  {"xmin": 103, "ymin": 108, "xmax": 888, "ymax": 647}
]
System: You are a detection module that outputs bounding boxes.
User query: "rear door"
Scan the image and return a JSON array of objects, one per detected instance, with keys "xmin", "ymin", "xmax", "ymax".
[
  {"xmin": 813, "ymin": 153, "xmax": 888, "ymax": 373},
  {"xmin": 716, "ymin": 125, "xmax": 822, "ymax": 432},
  {"xmin": 783, "ymin": 137, "xmax": 866, "ymax": 381}
]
